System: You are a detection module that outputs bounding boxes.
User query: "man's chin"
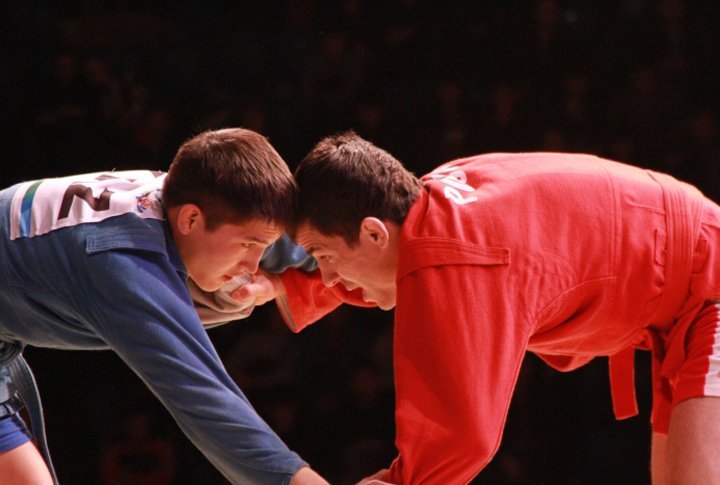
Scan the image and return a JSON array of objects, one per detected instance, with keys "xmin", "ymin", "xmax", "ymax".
[
  {"xmin": 362, "ymin": 291, "xmax": 396, "ymax": 311},
  {"xmin": 193, "ymin": 278, "xmax": 224, "ymax": 293},
  {"xmin": 376, "ymin": 300, "xmax": 397, "ymax": 311}
]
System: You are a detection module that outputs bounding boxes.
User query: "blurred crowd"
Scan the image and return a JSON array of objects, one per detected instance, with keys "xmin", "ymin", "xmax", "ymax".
[{"xmin": 2, "ymin": 0, "xmax": 719, "ymax": 483}]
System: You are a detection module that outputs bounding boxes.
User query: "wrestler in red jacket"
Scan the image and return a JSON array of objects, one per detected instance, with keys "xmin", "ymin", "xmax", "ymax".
[{"xmin": 278, "ymin": 132, "xmax": 720, "ymax": 484}]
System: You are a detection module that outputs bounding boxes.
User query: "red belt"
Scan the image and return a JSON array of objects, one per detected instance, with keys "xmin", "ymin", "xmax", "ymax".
[{"xmin": 608, "ymin": 171, "xmax": 704, "ymax": 420}]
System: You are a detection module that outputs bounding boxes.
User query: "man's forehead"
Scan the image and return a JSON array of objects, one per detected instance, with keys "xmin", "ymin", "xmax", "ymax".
[
  {"xmin": 224, "ymin": 219, "xmax": 282, "ymax": 243},
  {"xmin": 295, "ymin": 224, "xmax": 332, "ymax": 251}
]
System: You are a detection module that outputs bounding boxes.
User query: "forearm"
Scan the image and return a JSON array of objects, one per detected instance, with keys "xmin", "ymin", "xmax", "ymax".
[
  {"xmin": 87, "ymin": 254, "xmax": 308, "ymax": 483},
  {"xmin": 387, "ymin": 265, "xmax": 531, "ymax": 483},
  {"xmin": 278, "ymin": 269, "xmax": 373, "ymax": 332},
  {"xmin": 291, "ymin": 466, "xmax": 330, "ymax": 485}
]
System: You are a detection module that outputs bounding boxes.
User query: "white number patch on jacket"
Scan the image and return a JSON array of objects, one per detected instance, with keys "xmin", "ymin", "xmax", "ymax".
[{"xmin": 10, "ymin": 170, "xmax": 166, "ymax": 240}]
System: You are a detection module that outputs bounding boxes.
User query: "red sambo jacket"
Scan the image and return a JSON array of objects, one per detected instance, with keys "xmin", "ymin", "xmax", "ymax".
[{"xmin": 280, "ymin": 153, "xmax": 720, "ymax": 484}]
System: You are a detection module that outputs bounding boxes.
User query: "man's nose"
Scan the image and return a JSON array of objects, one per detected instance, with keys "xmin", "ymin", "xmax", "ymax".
[
  {"xmin": 321, "ymin": 270, "xmax": 340, "ymax": 288},
  {"xmin": 238, "ymin": 247, "xmax": 264, "ymax": 274}
]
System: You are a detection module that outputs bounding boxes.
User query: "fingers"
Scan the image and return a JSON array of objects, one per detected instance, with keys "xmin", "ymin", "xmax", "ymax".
[{"xmin": 231, "ymin": 280, "xmax": 275, "ymax": 305}]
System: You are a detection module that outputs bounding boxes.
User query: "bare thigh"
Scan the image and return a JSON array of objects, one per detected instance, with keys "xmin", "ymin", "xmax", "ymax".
[
  {"xmin": 665, "ymin": 397, "xmax": 720, "ymax": 485},
  {"xmin": 0, "ymin": 441, "xmax": 53, "ymax": 485}
]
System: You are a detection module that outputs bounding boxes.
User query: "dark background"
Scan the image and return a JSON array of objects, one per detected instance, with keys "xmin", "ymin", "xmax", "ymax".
[{"xmin": 2, "ymin": 1, "xmax": 719, "ymax": 483}]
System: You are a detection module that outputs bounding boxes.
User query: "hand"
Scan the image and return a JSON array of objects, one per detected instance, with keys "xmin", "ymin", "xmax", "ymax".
[
  {"xmin": 290, "ymin": 466, "xmax": 330, "ymax": 485},
  {"xmin": 356, "ymin": 469, "xmax": 392, "ymax": 484},
  {"xmin": 229, "ymin": 270, "xmax": 285, "ymax": 307}
]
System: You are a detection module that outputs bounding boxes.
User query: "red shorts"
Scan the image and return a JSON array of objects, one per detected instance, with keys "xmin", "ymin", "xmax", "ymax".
[{"xmin": 653, "ymin": 300, "xmax": 720, "ymax": 434}]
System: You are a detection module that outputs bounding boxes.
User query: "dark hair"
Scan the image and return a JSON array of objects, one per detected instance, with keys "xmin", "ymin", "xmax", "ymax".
[
  {"xmin": 293, "ymin": 131, "xmax": 421, "ymax": 244},
  {"xmin": 163, "ymin": 128, "xmax": 296, "ymax": 230}
]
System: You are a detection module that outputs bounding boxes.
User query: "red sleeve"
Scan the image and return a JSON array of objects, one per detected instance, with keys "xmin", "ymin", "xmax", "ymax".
[
  {"xmin": 276, "ymin": 268, "xmax": 373, "ymax": 332},
  {"xmin": 384, "ymin": 264, "xmax": 532, "ymax": 484}
]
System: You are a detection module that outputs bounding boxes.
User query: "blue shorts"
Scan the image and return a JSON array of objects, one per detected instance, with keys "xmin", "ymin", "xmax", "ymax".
[
  {"xmin": 0, "ymin": 413, "xmax": 31, "ymax": 452},
  {"xmin": 0, "ymin": 366, "xmax": 31, "ymax": 452}
]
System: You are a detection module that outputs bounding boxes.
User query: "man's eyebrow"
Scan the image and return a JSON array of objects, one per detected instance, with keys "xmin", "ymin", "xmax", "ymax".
[{"xmin": 244, "ymin": 235, "xmax": 275, "ymax": 245}]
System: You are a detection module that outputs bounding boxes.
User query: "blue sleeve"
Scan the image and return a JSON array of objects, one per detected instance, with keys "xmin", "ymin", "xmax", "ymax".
[
  {"xmin": 78, "ymin": 249, "xmax": 305, "ymax": 484},
  {"xmin": 260, "ymin": 234, "xmax": 317, "ymax": 274}
]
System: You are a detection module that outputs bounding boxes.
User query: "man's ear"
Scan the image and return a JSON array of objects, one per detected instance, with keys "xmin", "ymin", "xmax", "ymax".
[
  {"xmin": 359, "ymin": 217, "xmax": 390, "ymax": 248},
  {"xmin": 174, "ymin": 204, "xmax": 204, "ymax": 235}
]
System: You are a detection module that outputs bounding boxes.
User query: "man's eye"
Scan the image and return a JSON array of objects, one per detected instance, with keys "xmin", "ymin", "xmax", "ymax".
[
  {"xmin": 241, "ymin": 242, "xmax": 254, "ymax": 249},
  {"xmin": 319, "ymin": 255, "xmax": 333, "ymax": 263}
]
